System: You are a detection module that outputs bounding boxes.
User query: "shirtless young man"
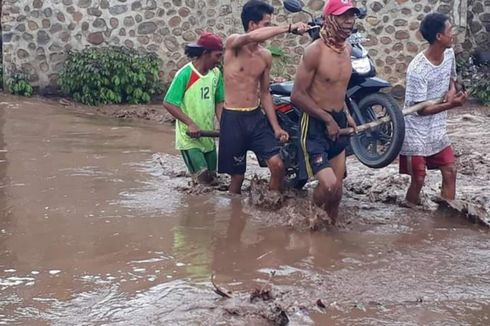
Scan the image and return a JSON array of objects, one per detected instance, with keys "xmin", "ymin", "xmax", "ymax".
[
  {"xmin": 219, "ymin": 0, "xmax": 309, "ymax": 194},
  {"xmin": 291, "ymin": 0, "xmax": 359, "ymax": 221}
]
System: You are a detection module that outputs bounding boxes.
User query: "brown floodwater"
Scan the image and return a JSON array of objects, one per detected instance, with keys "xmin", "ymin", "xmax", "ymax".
[{"xmin": 0, "ymin": 95, "xmax": 488, "ymax": 325}]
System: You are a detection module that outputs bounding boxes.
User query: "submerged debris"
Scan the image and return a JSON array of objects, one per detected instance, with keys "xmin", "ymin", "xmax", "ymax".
[
  {"xmin": 316, "ymin": 299, "xmax": 326, "ymax": 309},
  {"xmin": 215, "ymin": 270, "xmax": 291, "ymax": 326},
  {"xmin": 250, "ymin": 288, "xmax": 273, "ymax": 302},
  {"xmin": 250, "ymin": 271, "xmax": 276, "ymax": 303},
  {"xmin": 211, "ymin": 273, "xmax": 232, "ymax": 299}
]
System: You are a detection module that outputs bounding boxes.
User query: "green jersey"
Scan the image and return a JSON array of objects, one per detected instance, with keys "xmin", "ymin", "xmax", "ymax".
[{"xmin": 164, "ymin": 63, "xmax": 224, "ymax": 152}]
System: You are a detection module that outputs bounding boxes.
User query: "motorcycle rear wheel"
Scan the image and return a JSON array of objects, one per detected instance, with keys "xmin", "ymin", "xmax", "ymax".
[{"xmin": 350, "ymin": 93, "xmax": 405, "ymax": 168}]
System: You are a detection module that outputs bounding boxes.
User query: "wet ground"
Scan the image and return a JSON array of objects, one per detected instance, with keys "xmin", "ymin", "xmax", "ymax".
[{"xmin": 0, "ymin": 94, "xmax": 489, "ymax": 325}]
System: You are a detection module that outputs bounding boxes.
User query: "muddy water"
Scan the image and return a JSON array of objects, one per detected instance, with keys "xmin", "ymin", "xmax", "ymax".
[{"xmin": 0, "ymin": 95, "xmax": 489, "ymax": 325}]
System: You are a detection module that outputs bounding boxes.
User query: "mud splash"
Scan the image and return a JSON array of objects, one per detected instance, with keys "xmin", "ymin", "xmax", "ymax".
[{"xmin": 155, "ymin": 152, "xmax": 336, "ymax": 230}]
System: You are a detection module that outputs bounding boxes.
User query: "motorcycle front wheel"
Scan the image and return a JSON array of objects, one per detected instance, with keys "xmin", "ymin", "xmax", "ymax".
[{"xmin": 350, "ymin": 93, "xmax": 405, "ymax": 168}]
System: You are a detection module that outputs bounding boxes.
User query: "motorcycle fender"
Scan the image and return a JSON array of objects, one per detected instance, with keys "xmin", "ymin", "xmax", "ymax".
[
  {"xmin": 347, "ymin": 77, "xmax": 391, "ymax": 98},
  {"xmin": 361, "ymin": 77, "xmax": 391, "ymax": 88}
]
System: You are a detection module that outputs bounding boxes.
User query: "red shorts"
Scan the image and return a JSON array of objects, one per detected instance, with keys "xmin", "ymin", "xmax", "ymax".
[{"xmin": 399, "ymin": 146, "xmax": 455, "ymax": 178}]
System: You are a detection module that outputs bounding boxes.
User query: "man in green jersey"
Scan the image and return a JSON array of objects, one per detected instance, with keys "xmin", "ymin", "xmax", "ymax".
[{"xmin": 163, "ymin": 32, "xmax": 224, "ymax": 185}]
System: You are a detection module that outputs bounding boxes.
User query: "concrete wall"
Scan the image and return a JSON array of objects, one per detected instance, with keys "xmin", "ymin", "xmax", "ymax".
[{"xmin": 1, "ymin": 0, "xmax": 488, "ymax": 95}]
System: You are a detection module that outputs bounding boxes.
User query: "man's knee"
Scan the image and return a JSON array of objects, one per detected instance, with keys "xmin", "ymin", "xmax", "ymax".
[
  {"xmin": 318, "ymin": 174, "xmax": 340, "ymax": 195},
  {"xmin": 267, "ymin": 155, "xmax": 284, "ymax": 174}
]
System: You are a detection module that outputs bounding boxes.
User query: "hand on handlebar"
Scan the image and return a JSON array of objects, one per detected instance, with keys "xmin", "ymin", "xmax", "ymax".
[{"xmin": 289, "ymin": 22, "xmax": 310, "ymax": 35}]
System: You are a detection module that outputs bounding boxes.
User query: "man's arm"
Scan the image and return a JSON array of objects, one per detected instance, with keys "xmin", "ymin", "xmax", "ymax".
[
  {"xmin": 291, "ymin": 44, "xmax": 334, "ymax": 124},
  {"xmin": 226, "ymin": 23, "xmax": 308, "ymax": 49},
  {"xmin": 215, "ymin": 71, "xmax": 225, "ymax": 123},
  {"xmin": 163, "ymin": 101, "xmax": 200, "ymax": 137},
  {"xmin": 163, "ymin": 70, "xmax": 201, "ymax": 137},
  {"xmin": 418, "ymin": 81, "xmax": 468, "ymax": 116},
  {"xmin": 343, "ymin": 103, "xmax": 357, "ymax": 131},
  {"xmin": 259, "ymin": 53, "xmax": 288, "ymax": 141},
  {"xmin": 215, "ymin": 102, "xmax": 223, "ymax": 123}
]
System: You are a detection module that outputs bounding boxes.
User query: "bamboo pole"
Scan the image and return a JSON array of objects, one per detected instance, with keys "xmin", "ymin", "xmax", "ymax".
[
  {"xmin": 191, "ymin": 98, "xmax": 443, "ymax": 138},
  {"xmin": 338, "ymin": 97, "xmax": 443, "ymax": 136}
]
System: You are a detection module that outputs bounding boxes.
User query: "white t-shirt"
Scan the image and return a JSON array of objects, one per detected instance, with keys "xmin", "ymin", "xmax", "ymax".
[{"xmin": 400, "ymin": 48, "xmax": 457, "ymax": 156}]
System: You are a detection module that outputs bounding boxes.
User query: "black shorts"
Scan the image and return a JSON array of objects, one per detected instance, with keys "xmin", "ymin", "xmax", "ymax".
[
  {"xmin": 218, "ymin": 108, "xmax": 280, "ymax": 175},
  {"xmin": 300, "ymin": 111, "xmax": 349, "ymax": 176}
]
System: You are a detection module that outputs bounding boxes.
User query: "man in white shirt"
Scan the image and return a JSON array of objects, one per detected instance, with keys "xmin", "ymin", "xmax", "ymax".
[{"xmin": 399, "ymin": 12, "xmax": 468, "ymax": 206}]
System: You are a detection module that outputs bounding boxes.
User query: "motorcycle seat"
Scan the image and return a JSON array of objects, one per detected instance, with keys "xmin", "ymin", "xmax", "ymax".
[{"xmin": 270, "ymin": 81, "xmax": 294, "ymax": 96}]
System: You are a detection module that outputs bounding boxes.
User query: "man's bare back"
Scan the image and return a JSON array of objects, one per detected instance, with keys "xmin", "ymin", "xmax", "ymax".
[
  {"xmin": 223, "ymin": 39, "xmax": 271, "ymax": 109},
  {"xmin": 307, "ymin": 39, "xmax": 352, "ymax": 112}
]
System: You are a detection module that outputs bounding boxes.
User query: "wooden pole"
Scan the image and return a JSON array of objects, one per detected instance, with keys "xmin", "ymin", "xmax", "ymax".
[
  {"xmin": 338, "ymin": 97, "xmax": 442, "ymax": 135},
  {"xmin": 190, "ymin": 98, "xmax": 443, "ymax": 138}
]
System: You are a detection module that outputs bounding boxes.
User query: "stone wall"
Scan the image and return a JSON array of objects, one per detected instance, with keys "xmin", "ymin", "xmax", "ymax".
[
  {"xmin": 464, "ymin": 0, "xmax": 490, "ymax": 54},
  {"xmin": 355, "ymin": 0, "xmax": 489, "ymax": 97},
  {"xmin": 1, "ymin": 0, "xmax": 488, "ymax": 96}
]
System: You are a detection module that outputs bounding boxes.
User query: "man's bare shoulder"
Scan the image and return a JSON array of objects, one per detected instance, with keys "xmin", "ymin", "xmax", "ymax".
[
  {"xmin": 224, "ymin": 33, "xmax": 241, "ymax": 46},
  {"xmin": 302, "ymin": 39, "xmax": 323, "ymax": 64},
  {"xmin": 306, "ymin": 39, "xmax": 323, "ymax": 50}
]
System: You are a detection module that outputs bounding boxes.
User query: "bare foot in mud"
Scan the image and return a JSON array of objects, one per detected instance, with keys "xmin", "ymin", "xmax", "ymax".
[
  {"xmin": 332, "ymin": 217, "xmax": 348, "ymax": 229},
  {"xmin": 398, "ymin": 198, "xmax": 433, "ymax": 211},
  {"xmin": 250, "ymin": 189, "xmax": 285, "ymax": 210},
  {"xmin": 309, "ymin": 216, "xmax": 345, "ymax": 230},
  {"xmin": 398, "ymin": 199, "xmax": 419, "ymax": 209},
  {"xmin": 431, "ymin": 195, "xmax": 457, "ymax": 206},
  {"xmin": 176, "ymin": 176, "xmax": 229, "ymax": 194},
  {"xmin": 194, "ymin": 170, "xmax": 216, "ymax": 185},
  {"xmin": 249, "ymin": 177, "xmax": 286, "ymax": 210},
  {"xmin": 308, "ymin": 207, "xmax": 335, "ymax": 231}
]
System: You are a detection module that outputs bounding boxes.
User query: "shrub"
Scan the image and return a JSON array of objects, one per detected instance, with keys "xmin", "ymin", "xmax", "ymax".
[
  {"xmin": 268, "ymin": 46, "xmax": 291, "ymax": 82},
  {"xmin": 457, "ymin": 56, "xmax": 490, "ymax": 106},
  {"xmin": 7, "ymin": 70, "xmax": 33, "ymax": 97},
  {"xmin": 58, "ymin": 46, "xmax": 163, "ymax": 106}
]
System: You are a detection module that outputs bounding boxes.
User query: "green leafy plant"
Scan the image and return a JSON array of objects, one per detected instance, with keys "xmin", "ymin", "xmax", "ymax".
[
  {"xmin": 58, "ymin": 46, "xmax": 163, "ymax": 106},
  {"xmin": 267, "ymin": 46, "xmax": 291, "ymax": 82},
  {"xmin": 7, "ymin": 70, "xmax": 33, "ymax": 96},
  {"xmin": 457, "ymin": 57, "xmax": 490, "ymax": 106},
  {"xmin": 0, "ymin": 63, "xmax": 3, "ymax": 89}
]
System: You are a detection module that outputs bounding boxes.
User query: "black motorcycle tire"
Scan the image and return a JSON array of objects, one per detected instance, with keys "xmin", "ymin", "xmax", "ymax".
[{"xmin": 350, "ymin": 93, "xmax": 405, "ymax": 169}]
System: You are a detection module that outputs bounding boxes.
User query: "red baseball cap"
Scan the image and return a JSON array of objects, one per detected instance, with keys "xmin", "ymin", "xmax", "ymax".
[
  {"xmin": 323, "ymin": 0, "xmax": 360, "ymax": 16},
  {"xmin": 188, "ymin": 32, "xmax": 223, "ymax": 51}
]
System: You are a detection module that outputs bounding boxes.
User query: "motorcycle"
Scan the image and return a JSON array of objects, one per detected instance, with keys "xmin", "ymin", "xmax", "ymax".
[
  {"xmin": 195, "ymin": 0, "xmax": 405, "ymax": 190},
  {"xmin": 265, "ymin": 0, "xmax": 405, "ymax": 189}
]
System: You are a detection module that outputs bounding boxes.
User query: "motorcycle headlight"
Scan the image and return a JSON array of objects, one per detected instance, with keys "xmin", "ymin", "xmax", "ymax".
[{"xmin": 351, "ymin": 57, "xmax": 371, "ymax": 75}]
